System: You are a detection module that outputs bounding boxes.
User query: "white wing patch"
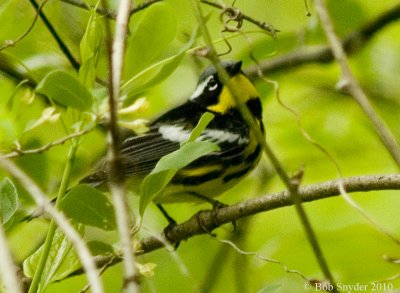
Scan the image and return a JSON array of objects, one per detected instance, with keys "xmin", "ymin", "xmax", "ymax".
[
  {"xmin": 158, "ymin": 125, "xmax": 191, "ymax": 143},
  {"xmin": 158, "ymin": 124, "xmax": 248, "ymax": 145},
  {"xmin": 200, "ymin": 129, "xmax": 249, "ymax": 145}
]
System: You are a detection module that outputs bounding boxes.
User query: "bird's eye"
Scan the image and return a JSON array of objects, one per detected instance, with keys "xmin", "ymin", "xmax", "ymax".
[{"xmin": 207, "ymin": 77, "xmax": 218, "ymax": 91}]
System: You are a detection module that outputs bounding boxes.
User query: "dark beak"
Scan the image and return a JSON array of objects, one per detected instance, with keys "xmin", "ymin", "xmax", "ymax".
[
  {"xmin": 222, "ymin": 60, "xmax": 243, "ymax": 76},
  {"xmin": 230, "ymin": 60, "xmax": 242, "ymax": 76}
]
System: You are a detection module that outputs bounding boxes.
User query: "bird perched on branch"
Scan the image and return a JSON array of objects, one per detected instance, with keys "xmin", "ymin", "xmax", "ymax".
[{"xmin": 82, "ymin": 60, "xmax": 264, "ymax": 208}]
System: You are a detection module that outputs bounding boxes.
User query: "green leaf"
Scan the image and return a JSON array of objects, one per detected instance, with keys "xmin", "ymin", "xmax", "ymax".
[
  {"xmin": 0, "ymin": 177, "xmax": 18, "ymax": 224},
  {"xmin": 124, "ymin": 2, "xmax": 178, "ymax": 78},
  {"xmin": 154, "ymin": 141, "xmax": 220, "ymax": 173},
  {"xmin": 79, "ymin": 10, "xmax": 102, "ymax": 88},
  {"xmin": 139, "ymin": 140, "xmax": 220, "ymax": 216},
  {"xmin": 122, "ymin": 26, "xmax": 198, "ymax": 96},
  {"xmin": 80, "ymin": 11, "xmax": 102, "ymax": 63},
  {"xmin": 79, "ymin": 56, "xmax": 97, "ymax": 90},
  {"xmin": 23, "ymin": 225, "xmax": 83, "ymax": 290},
  {"xmin": 140, "ymin": 170, "xmax": 176, "ymax": 215},
  {"xmin": 60, "ymin": 184, "xmax": 116, "ymax": 230},
  {"xmin": 186, "ymin": 112, "xmax": 215, "ymax": 143},
  {"xmin": 36, "ymin": 70, "xmax": 93, "ymax": 111}
]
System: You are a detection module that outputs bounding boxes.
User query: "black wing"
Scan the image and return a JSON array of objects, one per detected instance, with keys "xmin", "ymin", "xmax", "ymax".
[
  {"xmin": 118, "ymin": 127, "xmax": 181, "ymax": 177},
  {"xmin": 80, "ymin": 127, "xmax": 182, "ymax": 185},
  {"xmin": 119, "ymin": 101, "xmax": 208, "ymax": 177},
  {"xmin": 81, "ymin": 102, "xmax": 204, "ymax": 185},
  {"xmin": 81, "ymin": 101, "xmax": 254, "ymax": 186}
]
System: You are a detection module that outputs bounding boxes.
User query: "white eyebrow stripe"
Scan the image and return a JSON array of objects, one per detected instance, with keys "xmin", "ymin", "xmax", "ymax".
[{"xmin": 190, "ymin": 76, "xmax": 213, "ymax": 100}]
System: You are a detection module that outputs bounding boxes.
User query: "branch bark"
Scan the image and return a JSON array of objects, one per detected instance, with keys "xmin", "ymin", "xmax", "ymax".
[
  {"xmin": 0, "ymin": 221, "xmax": 23, "ymax": 293},
  {"xmin": 103, "ymin": 0, "xmax": 140, "ymax": 291},
  {"xmin": 84, "ymin": 174, "xmax": 400, "ymax": 272}
]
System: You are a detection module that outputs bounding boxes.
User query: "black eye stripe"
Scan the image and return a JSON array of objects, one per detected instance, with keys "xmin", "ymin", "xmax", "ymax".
[{"xmin": 191, "ymin": 74, "xmax": 223, "ymax": 107}]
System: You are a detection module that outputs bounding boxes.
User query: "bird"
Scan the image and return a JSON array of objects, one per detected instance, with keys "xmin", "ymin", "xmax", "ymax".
[{"xmin": 81, "ymin": 60, "xmax": 264, "ymax": 209}]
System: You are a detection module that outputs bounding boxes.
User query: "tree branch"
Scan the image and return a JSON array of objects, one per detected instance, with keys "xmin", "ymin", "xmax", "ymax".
[
  {"xmin": 245, "ymin": 3, "xmax": 400, "ymax": 77},
  {"xmin": 200, "ymin": 0, "xmax": 278, "ymax": 36},
  {"xmin": 28, "ymin": 0, "xmax": 80, "ymax": 70},
  {"xmin": 0, "ymin": 221, "xmax": 23, "ymax": 293},
  {"xmin": 0, "ymin": 0, "xmax": 49, "ymax": 52},
  {"xmin": 84, "ymin": 174, "xmax": 400, "ymax": 273},
  {"xmin": 102, "ymin": 0, "xmax": 140, "ymax": 291}
]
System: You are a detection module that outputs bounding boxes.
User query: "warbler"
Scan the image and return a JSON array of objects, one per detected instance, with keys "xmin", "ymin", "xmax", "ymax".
[{"xmin": 82, "ymin": 60, "xmax": 264, "ymax": 204}]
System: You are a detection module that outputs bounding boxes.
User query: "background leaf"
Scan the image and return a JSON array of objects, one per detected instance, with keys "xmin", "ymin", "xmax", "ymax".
[
  {"xmin": 0, "ymin": 177, "xmax": 18, "ymax": 224},
  {"xmin": 60, "ymin": 184, "xmax": 116, "ymax": 230},
  {"xmin": 122, "ymin": 27, "xmax": 197, "ymax": 96},
  {"xmin": 23, "ymin": 225, "xmax": 83, "ymax": 291},
  {"xmin": 36, "ymin": 70, "xmax": 93, "ymax": 111},
  {"xmin": 79, "ymin": 10, "xmax": 103, "ymax": 88},
  {"xmin": 124, "ymin": 2, "xmax": 178, "ymax": 78}
]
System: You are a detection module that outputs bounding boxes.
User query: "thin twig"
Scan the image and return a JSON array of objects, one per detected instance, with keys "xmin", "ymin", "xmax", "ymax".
[
  {"xmin": 0, "ymin": 0, "xmax": 49, "ymax": 51},
  {"xmin": 213, "ymin": 236, "xmax": 309, "ymax": 281},
  {"xmin": 60, "ymin": 0, "xmax": 112, "ymax": 17},
  {"xmin": 314, "ymin": 0, "xmax": 400, "ymax": 168},
  {"xmin": 67, "ymin": 174, "xmax": 400, "ymax": 276},
  {"xmin": 28, "ymin": 0, "xmax": 80, "ymax": 70},
  {"xmin": 245, "ymin": 3, "xmax": 400, "ymax": 77},
  {"xmin": 59, "ymin": 0, "xmax": 163, "ymax": 19},
  {"xmin": 79, "ymin": 255, "xmax": 118, "ymax": 293},
  {"xmin": 102, "ymin": 0, "xmax": 140, "ymax": 291},
  {"xmin": 191, "ymin": 0, "xmax": 337, "ymax": 289},
  {"xmin": 2, "ymin": 3, "xmax": 399, "ymax": 90},
  {"xmin": 200, "ymin": 0, "xmax": 278, "ymax": 37},
  {"xmin": 0, "ymin": 221, "xmax": 23, "ymax": 293},
  {"xmin": 1, "ymin": 129, "xmax": 91, "ymax": 159},
  {"xmin": 0, "ymin": 158, "xmax": 104, "ymax": 293},
  {"xmin": 200, "ymin": 218, "xmax": 252, "ymax": 292}
]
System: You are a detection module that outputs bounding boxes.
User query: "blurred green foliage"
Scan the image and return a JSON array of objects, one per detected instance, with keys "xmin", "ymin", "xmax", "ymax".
[{"xmin": 1, "ymin": 0, "xmax": 400, "ymax": 292}]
